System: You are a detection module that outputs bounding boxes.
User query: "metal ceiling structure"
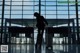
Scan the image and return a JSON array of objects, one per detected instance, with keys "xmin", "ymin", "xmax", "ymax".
[{"xmin": 5, "ymin": 18, "xmax": 74, "ymax": 27}]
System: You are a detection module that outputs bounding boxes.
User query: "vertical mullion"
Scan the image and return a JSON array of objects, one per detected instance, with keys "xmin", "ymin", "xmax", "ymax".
[
  {"xmin": 45, "ymin": 0, "xmax": 46, "ymax": 19},
  {"xmin": 68, "ymin": 0, "xmax": 70, "ymax": 44},
  {"xmin": 39, "ymin": 0, "xmax": 41, "ymax": 14},
  {"xmin": 45, "ymin": 0, "xmax": 46, "ymax": 46},
  {"xmin": 33, "ymin": 0, "xmax": 34, "ymax": 28},
  {"xmin": 56, "ymin": 0, "xmax": 57, "ymax": 19},
  {"xmin": 56, "ymin": 0, "xmax": 58, "ymax": 44},
  {"xmin": 10, "ymin": 0, "xmax": 12, "ymax": 26},
  {"xmin": 9, "ymin": 0, "xmax": 12, "ymax": 45},
  {"xmin": 1, "ymin": 0, "xmax": 5, "ymax": 44},
  {"xmin": 75, "ymin": 0, "xmax": 79, "ymax": 44},
  {"xmin": 21, "ymin": 1, "xmax": 23, "ymax": 40},
  {"xmin": 22, "ymin": 0, "xmax": 23, "ymax": 26},
  {"xmin": 10, "ymin": 0, "xmax": 12, "ymax": 53}
]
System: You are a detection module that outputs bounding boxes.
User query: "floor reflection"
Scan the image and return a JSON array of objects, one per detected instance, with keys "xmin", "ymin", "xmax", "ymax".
[{"xmin": 7, "ymin": 44, "xmax": 80, "ymax": 53}]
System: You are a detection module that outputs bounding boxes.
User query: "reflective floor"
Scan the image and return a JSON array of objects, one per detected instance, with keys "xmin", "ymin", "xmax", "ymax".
[{"xmin": 2, "ymin": 44, "xmax": 80, "ymax": 53}]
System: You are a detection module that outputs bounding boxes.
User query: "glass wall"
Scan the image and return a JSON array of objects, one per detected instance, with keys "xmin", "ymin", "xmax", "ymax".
[
  {"xmin": 0, "ymin": 0, "xmax": 77, "ymax": 19},
  {"xmin": 0, "ymin": 0, "xmax": 80, "ymax": 44},
  {"xmin": 0, "ymin": 0, "xmax": 78, "ymax": 24}
]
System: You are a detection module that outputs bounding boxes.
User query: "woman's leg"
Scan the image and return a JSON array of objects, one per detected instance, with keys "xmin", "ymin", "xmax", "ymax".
[
  {"xmin": 35, "ymin": 28, "xmax": 41, "ymax": 48},
  {"xmin": 35, "ymin": 28, "xmax": 44, "ymax": 49},
  {"xmin": 39, "ymin": 28, "xmax": 44, "ymax": 48}
]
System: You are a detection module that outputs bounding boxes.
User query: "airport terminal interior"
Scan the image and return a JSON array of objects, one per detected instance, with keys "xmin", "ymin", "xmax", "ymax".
[{"xmin": 0, "ymin": 0, "xmax": 80, "ymax": 53}]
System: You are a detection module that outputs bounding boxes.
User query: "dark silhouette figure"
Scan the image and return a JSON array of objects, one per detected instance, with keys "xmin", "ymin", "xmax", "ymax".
[{"xmin": 34, "ymin": 12, "xmax": 48, "ymax": 49}]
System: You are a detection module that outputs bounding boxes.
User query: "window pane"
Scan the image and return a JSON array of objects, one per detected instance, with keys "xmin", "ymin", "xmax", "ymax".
[
  {"xmin": 12, "ymin": 2, "xmax": 22, "ymax": 5},
  {"xmin": 23, "ymin": 6, "xmax": 34, "ymax": 10},
  {"xmin": 5, "ymin": 6, "xmax": 10, "ymax": 10},
  {"xmin": 23, "ymin": 2, "xmax": 33, "ymax": 5},
  {"xmin": 46, "ymin": 11, "xmax": 56, "ymax": 14},
  {"xmin": 58, "ymin": 15, "xmax": 68, "ymax": 19},
  {"xmin": 11, "ymin": 11, "xmax": 22, "ymax": 14},
  {"xmin": 11, "ymin": 15, "xmax": 22, "ymax": 18},
  {"xmin": 70, "ymin": 11, "xmax": 76, "ymax": 14},
  {"xmin": 11, "ymin": 6, "xmax": 22, "ymax": 10},
  {"xmin": 57, "ymin": 6, "xmax": 68, "ymax": 10},
  {"xmin": 23, "ymin": 15, "xmax": 33, "ymax": 18},
  {"xmin": 57, "ymin": 11, "xmax": 68, "ymax": 14},
  {"xmin": 46, "ymin": 2, "xmax": 56, "ymax": 5},
  {"xmin": 46, "ymin": 15, "xmax": 56, "ymax": 19},
  {"xmin": 4, "ymin": 15, "xmax": 10, "ymax": 18},
  {"xmin": 0, "ymin": 11, "xmax": 2, "ymax": 14},
  {"xmin": 23, "ymin": 11, "xmax": 33, "ymax": 14},
  {"xmin": 46, "ymin": 6, "xmax": 56, "ymax": 10},
  {"xmin": 4, "ymin": 11, "xmax": 10, "ymax": 14},
  {"xmin": 69, "ymin": 6, "xmax": 75, "ymax": 10},
  {"xmin": 5, "ymin": 2, "xmax": 10, "ymax": 5},
  {"xmin": 12, "ymin": 0, "xmax": 22, "ymax": 1}
]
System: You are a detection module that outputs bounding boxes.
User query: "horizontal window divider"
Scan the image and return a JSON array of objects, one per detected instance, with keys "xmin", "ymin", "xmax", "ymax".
[
  {"xmin": 5, "ymin": 9, "xmax": 34, "ymax": 11},
  {"xmin": 0, "ymin": 5, "xmax": 77, "ymax": 6},
  {"xmin": 0, "ymin": 10, "xmax": 78, "ymax": 11},
  {"xmin": 1, "ymin": 14, "xmax": 77, "ymax": 15},
  {"xmin": 0, "ymin": 1, "xmax": 62, "ymax": 2},
  {"xmin": 4, "ymin": 14, "xmax": 33, "ymax": 16}
]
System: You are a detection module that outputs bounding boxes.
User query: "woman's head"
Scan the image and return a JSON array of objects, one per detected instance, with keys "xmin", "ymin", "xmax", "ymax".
[{"xmin": 34, "ymin": 12, "xmax": 40, "ymax": 17}]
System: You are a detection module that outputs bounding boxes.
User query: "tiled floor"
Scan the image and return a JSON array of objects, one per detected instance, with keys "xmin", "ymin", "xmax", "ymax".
[{"xmin": 3, "ymin": 44, "xmax": 80, "ymax": 53}]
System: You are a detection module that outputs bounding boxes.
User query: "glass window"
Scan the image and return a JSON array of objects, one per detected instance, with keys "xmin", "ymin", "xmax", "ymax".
[
  {"xmin": 57, "ymin": 11, "xmax": 68, "ymax": 14},
  {"xmin": 46, "ymin": 11, "xmax": 56, "ymax": 14},
  {"xmin": 11, "ymin": 6, "xmax": 22, "ymax": 10},
  {"xmin": 0, "ymin": 15, "xmax": 1, "ymax": 18},
  {"xmin": 57, "ymin": 6, "xmax": 68, "ymax": 10},
  {"xmin": 34, "ymin": 2, "xmax": 39, "ymax": 5},
  {"xmin": 34, "ymin": 6, "xmax": 39, "ymax": 10},
  {"xmin": 46, "ymin": 6, "xmax": 56, "ymax": 10},
  {"xmin": 41, "ymin": 6, "xmax": 45, "ymax": 10},
  {"xmin": 11, "ymin": 15, "xmax": 22, "ymax": 18},
  {"xmin": 0, "ymin": 1, "xmax": 2, "ymax": 18},
  {"xmin": 0, "ymin": 1, "xmax": 2, "ymax": 5},
  {"xmin": 78, "ymin": 0, "xmax": 80, "ymax": 5},
  {"xmin": 23, "ymin": 2, "xmax": 33, "ymax": 5},
  {"xmin": 69, "ymin": 6, "xmax": 75, "ymax": 10},
  {"xmin": 41, "ymin": 11, "xmax": 46, "ymax": 15},
  {"xmin": 23, "ymin": 15, "xmax": 33, "ymax": 18},
  {"xmin": 69, "ymin": 11, "xmax": 76, "ymax": 14},
  {"xmin": 0, "ymin": 11, "xmax": 2, "ymax": 14},
  {"xmin": 46, "ymin": 15, "xmax": 56, "ymax": 19},
  {"xmin": 70, "ymin": 15, "xmax": 76, "ymax": 18},
  {"xmin": 11, "ymin": 11, "xmax": 22, "ymax": 14},
  {"xmin": 5, "ymin": 2, "xmax": 10, "ymax": 5},
  {"xmin": 23, "ymin": 11, "xmax": 33, "ymax": 14},
  {"xmin": 57, "ymin": 1, "xmax": 68, "ymax": 5},
  {"xmin": 23, "ymin": 6, "xmax": 34, "ymax": 10},
  {"xmin": 57, "ymin": 15, "xmax": 68, "ymax": 19},
  {"xmin": 4, "ymin": 15, "xmax": 10, "ymax": 18},
  {"xmin": 46, "ymin": 1, "xmax": 56, "ymax": 5},
  {"xmin": 45, "ymin": 0, "xmax": 56, "ymax": 1},
  {"xmin": 5, "ymin": 6, "xmax": 10, "ymax": 10},
  {"xmin": 0, "ymin": 0, "xmax": 80, "ymax": 45},
  {"xmin": 12, "ymin": 0, "xmax": 22, "ymax": 1},
  {"xmin": 12, "ymin": 2, "xmax": 22, "ymax": 5}
]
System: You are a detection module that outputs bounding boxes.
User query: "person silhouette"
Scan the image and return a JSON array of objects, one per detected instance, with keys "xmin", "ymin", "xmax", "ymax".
[{"xmin": 34, "ymin": 12, "xmax": 48, "ymax": 49}]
